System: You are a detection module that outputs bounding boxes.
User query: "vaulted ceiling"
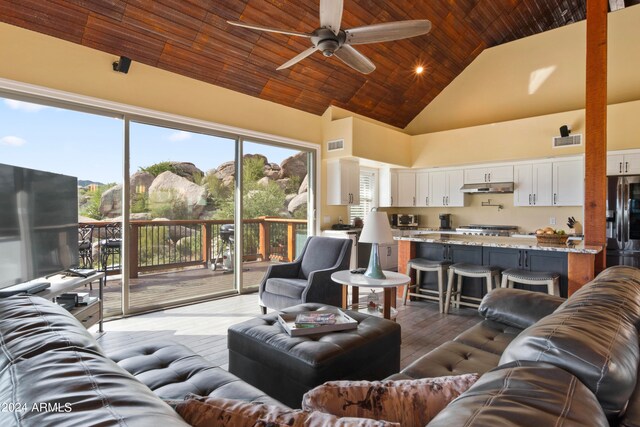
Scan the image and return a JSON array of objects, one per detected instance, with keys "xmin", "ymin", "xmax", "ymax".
[{"xmin": 1, "ymin": 0, "xmax": 638, "ymax": 129}]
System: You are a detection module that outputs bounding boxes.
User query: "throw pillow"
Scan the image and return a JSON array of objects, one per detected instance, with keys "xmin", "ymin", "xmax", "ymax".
[
  {"xmin": 174, "ymin": 395, "xmax": 400, "ymax": 427},
  {"xmin": 301, "ymin": 373, "xmax": 480, "ymax": 427}
]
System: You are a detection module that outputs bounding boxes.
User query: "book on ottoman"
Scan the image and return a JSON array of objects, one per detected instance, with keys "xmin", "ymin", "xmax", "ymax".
[{"xmin": 278, "ymin": 309, "xmax": 358, "ymax": 336}]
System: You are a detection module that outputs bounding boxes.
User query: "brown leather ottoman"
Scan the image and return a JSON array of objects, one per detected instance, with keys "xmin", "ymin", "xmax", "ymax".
[{"xmin": 228, "ymin": 303, "xmax": 402, "ymax": 408}]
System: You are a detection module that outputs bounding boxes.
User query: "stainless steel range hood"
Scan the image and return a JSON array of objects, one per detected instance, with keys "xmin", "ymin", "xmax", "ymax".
[{"xmin": 460, "ymin": 182, "xmax": 514, "ymax": 193}]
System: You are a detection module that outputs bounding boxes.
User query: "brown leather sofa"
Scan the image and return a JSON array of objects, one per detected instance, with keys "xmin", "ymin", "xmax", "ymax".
[
  {"xmin": 392, "ymin": 265, "xmax": 640, "ymax": 426},
  {"xmin": 3, "ymin": 265, "xmax": 640, "ymax": 426},
  {"xmin": 0, "ymin": 295, "xmax": 284, "ymax": 427}
]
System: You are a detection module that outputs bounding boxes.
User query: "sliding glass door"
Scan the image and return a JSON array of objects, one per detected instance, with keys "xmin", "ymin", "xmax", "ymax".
[
  {"xmin": 128, "ymin": 121, "xmax": 237, "ymax": 312},
  {"xmin": 0, "ymin": 89, "xmax": 318, "ymax": 317},
  {"xmin": 240, "ymin": 141, "xmax": 313, "ymax": 291},
  {"xmin": 0, "ymin": 96, "xmax": 125, "ymax": 317}
]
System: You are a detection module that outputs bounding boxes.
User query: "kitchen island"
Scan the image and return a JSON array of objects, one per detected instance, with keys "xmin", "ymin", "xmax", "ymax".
[{"xmin": 397, "ymin": 233, "xmax": 603, "ymax": 299}]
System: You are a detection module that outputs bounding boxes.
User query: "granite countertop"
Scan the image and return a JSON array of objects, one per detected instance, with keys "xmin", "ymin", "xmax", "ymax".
[{"xmin": 396, "ymin": 233, "xmax": 602, "ymax": 254}]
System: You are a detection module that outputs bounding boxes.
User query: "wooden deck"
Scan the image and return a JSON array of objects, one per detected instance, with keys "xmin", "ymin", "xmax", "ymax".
[
  {"xmin": 99, "ymin": 260, "xmax": 271, "ymax": 317},
  {"xmin": 96, "ymin": 292, "xmax": 482, "ymax": 371}
]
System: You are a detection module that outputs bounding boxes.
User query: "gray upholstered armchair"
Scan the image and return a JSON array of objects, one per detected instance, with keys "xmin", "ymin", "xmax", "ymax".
[{"xmin": 259, "ymin": 236, "xmax": 352, "ymax": 313}]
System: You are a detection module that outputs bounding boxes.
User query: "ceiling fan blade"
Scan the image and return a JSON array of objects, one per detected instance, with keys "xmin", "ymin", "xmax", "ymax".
[
  {"xmin": 333, "ymin": 45, "xmax": 375, "ymax": 74},
  {"xmin": 277, "ymin": 46, "xmax": 320, "ymax": 70},
  {"xmin": 319, "ymin": 0, "xmax": 343, "ymax": 35},
  {"xmin": 227, "ymin": 21, "xmax": 311, "ymax": 38},
  {"xmin": 345, "ymin": 20, "xmax": 432, "ymax": 45}
]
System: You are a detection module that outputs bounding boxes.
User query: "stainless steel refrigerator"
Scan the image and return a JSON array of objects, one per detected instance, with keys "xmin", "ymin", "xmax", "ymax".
[{"xmin": 606, "ymin": 175, "xmax": 640, "ymax": 267}]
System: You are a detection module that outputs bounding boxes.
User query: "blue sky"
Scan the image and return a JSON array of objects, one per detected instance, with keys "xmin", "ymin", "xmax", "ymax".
[{"xmin": 0, "ymin": 98, "xmax": 297, "ymax": 183}]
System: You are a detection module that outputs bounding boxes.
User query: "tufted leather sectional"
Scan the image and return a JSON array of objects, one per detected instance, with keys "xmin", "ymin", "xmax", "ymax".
[
  {"xmin": 3, "ymin": 265, "xmax": 640, "ymax": 426},
  {"xmin": 0, "ymin": 295, "xmax": 285, "ymax": 427},
  {"xmin": 402, "ymin": 265, "xmax": 640, "ymax": 427}
]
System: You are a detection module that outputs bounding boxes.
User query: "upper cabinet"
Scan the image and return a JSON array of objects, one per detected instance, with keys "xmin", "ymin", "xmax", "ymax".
[
  {"xmin": 552, "ymin": 159, "xmax": 583, "ymax": 206},
  {"xmin": 326, "ymin": 158, "xmax": 360, "ymax": 205},
  {"xmin": 429, "ymin": 169, "xmax": 465, "ymax": 207},
  {"xmin": 607, "ymin": 152, "xmax": 640, "ymax": 176},
  {"xmin": 379, "ymin": 168, "xmax": 398, "ymax": 207},
  {"xmin": 514, "ymin": 158, "xmax": 583, "ymax": 207},
  {"xmin": 397, "ymin": 170, "xmax": 417, "ymax": 207},
  {"xmin": 464, "ymin": 165, "xmax": 513, "ymax": 184},
  {"xmin": 415, "ymin": 171, "xmax": 430, "ymax": 207},
  {"xmin": 514, "ymin": 163, "xmax": 553, "ymax": 206},
  {"xmin": 380, "ymin": 169, "xmax": 416, "ymax": 207}
]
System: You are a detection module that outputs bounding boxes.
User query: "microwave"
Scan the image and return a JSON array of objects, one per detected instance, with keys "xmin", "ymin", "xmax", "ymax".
[{"xmin": 390, "ymin": 214, "xmax": 418, "ymax": 227}]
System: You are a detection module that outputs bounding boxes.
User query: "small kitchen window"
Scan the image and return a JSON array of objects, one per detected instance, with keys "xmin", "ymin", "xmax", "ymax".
[{"xmin": 349, "ymin": 168, "xmax": 377, "ymax": 225}]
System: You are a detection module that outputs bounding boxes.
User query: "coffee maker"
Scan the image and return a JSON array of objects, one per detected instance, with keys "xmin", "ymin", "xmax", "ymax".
[{"xmin": 439, "ymin": 213, "xmax": 452, "ymax": 230}]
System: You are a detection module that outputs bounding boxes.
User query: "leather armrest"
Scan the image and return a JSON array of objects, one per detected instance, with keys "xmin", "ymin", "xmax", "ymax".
[{"xmin": 478, "ymin": 288, "xmax": 565, "ymax": 330}]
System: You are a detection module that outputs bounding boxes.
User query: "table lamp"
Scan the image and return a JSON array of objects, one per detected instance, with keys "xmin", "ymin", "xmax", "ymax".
[{"xmin": 359, "ymin": 210, "xmax": 394, "ymax": 279}]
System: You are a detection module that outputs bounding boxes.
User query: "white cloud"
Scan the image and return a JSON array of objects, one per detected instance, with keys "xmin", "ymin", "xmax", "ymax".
[
  {"xmin": 167, "ymin": 130, "xmax": 192, "ymax": 142},
  {"xmin": 0, "ymin": 136, "xmax": 27, "ymax": 146},
  {"xmin": 4, "ymin": 99, "xmax": 48, "ymax": 112}
]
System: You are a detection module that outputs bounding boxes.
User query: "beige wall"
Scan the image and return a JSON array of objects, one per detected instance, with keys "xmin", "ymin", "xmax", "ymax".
[
  {"xmin": 411, "ymin": 99, "xmax": 640, "ymax": 168},
  {"xmin": 352, "ymin": 118, "xmax": 411, "ymax": 167},
  {"xmin": 405, "ymin": 6, "xmax": 640, "ymax": 135},
  {"xmin": 0, "ymin": 23, "xmax": 323, "ymax": 144}
]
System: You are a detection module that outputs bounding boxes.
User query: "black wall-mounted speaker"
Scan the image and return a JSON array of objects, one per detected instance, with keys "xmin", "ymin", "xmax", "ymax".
[
  {"xmin": 559, "ymin": 125, "xmax": 570, "ymax": 137},
  {"xmin": 112, "ymin": 56, "xmax": 132, "ymax": 74}
]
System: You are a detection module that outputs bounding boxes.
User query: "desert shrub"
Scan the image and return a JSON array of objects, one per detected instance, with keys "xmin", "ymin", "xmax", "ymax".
[
  {"xmin": 285, "ymin": 175, "xmax": 302, "ymax": 194},
  {"xmin": 214, "ymin": 181, "xmax": 285, "ymax": 220},
  {"xmin": 131, "ymin": 192, "xmax": 149, "ymax": 214},
  {"xmin": 140, "ymin": 161, "xmax": 177, "ymax": 177},
  {"xmin": 243, "ymin": 156, "xmax": 265, "ymax": 182},
  {"xmin": 204, "ymin": 174, "xmax": 232, "ymax": 209},
  {"xmin": 149, "ymin": 189, "xmax": 192, "ymax": 220},
  {"xmin": 79, "ymin": 183, "xmax": 115, "ymax": 220}
]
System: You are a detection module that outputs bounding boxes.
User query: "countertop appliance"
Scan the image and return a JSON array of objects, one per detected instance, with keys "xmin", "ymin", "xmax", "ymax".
[
  {"xmin": 439, "ymin": 213, "xmax": 452, "ymax": 230},
  {"xmin": 606, "ymin": 175, "xmax": 640, "ymax": 267},
  {"xmin": 456, "ymin": 224, "xmax": 519, "ymax": 236},
  {"xmin": 390, "ymin": 214, "xmax": 418, "ymax": 227}
]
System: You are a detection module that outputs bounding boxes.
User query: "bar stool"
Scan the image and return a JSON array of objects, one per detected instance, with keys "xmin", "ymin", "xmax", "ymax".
[
  {"xmin": 445, "ymin": 263, "xmax": 501, "ymax": 314},
  {"xmin": 501, "ymin": 268, "xmax": 560, "ymax": 296},
  {"xmin": 403, "ymin": 258, "xmax": 452, "ymax": 313}
]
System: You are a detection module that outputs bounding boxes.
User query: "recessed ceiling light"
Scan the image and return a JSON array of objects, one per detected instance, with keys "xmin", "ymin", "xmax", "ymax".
[{"xmin": 415, "ymin": 66, "xmax": 425, "ymax": 74}]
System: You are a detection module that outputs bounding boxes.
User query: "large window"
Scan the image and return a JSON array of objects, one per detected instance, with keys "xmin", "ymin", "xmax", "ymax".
[
  {"xmin": 349, "ymin": 168, "xmax": 377, "ymax": 223},
  {"xmin": 0, "ymin": 85, "xmax": 318, "ymax": 318}
]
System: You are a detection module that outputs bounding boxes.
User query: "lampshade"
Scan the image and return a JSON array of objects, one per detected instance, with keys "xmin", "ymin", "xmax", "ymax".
[{"xmin": 359, "ymin": 211, "xmax": 394, "ymax": 244}]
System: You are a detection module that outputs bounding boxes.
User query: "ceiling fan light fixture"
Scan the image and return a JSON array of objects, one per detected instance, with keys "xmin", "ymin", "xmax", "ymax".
[{"xmin": 229, "ymin": 1, "xmax": 431, "ymax": 74}]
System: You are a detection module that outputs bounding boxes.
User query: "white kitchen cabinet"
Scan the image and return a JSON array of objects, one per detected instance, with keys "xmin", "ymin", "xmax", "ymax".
[
  {"xmin": 397, "ymin": 170, "xmax": 417, "ymax": 207},
  {"xmin": 464, "ymin": 165, "xmax": 513, "ymax": 184},
  {"xmin": 607, "ymin": 152, "xmax": 640, "ymax": 175},
  {"xmin": 514, "ymin": 163, "xmax": 552, "ymax": 206},
  {"xmin": 379, "ymin": 168, "xmax": 398, "ymax": 207},
  {"xmin": 415, "ymin": 171, "xmax": 430, "ymax": 207},
  {"xmin": 552, "ymin": 159, "xmax": 583, "ymax": 206},
  {"xmin": 326, "ymin": 158, "xmax": 360, "ymax": 205},
  {"xmin": 429, "ymin": 169, "xmax": 465, "ymax": 207},
  {"xmin": 514, "ymin": 159, "xmax": 582, "ymax": 207},
  {"xmin": 379, "ymin": 242, "xmax": 398, "ymax": 271}
]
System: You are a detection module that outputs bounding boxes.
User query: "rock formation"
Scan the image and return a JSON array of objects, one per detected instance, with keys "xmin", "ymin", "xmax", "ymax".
[{"xmin": 148, "ymin": 171, "xmax": 208, "ymax": 218}]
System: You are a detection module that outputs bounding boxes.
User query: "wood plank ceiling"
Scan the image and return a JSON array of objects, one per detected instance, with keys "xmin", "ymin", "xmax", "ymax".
[{"xmin": 0, "ymin": 0, "xmax": 637, "ymax": 128}]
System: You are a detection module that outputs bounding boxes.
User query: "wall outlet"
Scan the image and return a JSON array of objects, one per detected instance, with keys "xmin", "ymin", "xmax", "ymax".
[
  {"xmin": 323, "ymin": 216, "xmax": 331, "ymax": 224},
  {"xmin": 549, "ymin": 217, "xmax": 556, "ymax": 225}
]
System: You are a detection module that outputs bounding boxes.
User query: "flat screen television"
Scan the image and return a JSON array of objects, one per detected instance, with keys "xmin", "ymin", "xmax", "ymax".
[{"xmin": 0, "ymin": 163, "xmax": 79, "ymax": 289}]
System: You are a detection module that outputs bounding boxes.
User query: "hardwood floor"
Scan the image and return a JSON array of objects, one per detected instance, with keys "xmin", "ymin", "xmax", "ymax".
[{"xmin": 95, "ymin": 292, "xmax": 482, "ymax": 371}]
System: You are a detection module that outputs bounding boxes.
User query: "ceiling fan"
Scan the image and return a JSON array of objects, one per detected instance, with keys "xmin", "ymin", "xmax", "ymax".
[{"xmin": 227, "ymin": 0, "xmax": 432, "ymax": 74}]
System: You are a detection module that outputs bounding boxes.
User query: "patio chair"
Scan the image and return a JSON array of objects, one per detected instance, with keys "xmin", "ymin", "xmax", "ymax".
[
  {"xmin": 258, "ymin": 236, "xmax": 352, "ymax": 313},
  {"xmin": 100, "ymin": 222, "xmax": 122, "ymax": 286},
  {"xmin": 78, "ymin": 223, "xmax": 94, "ymax": 269}
]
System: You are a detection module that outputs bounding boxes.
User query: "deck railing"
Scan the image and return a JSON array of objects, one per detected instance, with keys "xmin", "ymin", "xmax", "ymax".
[{"xmin": 81, "ymin": 217, "xmax": 308, "ymax": 278}]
